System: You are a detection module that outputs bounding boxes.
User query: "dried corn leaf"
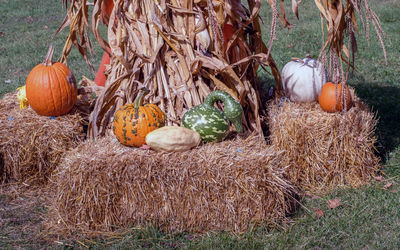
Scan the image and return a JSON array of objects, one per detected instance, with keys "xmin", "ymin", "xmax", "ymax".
[{"xmin": 57, "ymin": 0, "xmax": 386, "ymax": 139}]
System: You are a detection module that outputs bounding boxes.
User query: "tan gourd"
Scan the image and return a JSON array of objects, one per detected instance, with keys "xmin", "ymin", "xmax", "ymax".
[{"xmin": 145, "ymin": 126, "xmax": 201, "ymax": 152}]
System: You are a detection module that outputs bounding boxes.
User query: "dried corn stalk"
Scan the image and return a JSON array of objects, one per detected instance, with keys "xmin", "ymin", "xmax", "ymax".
[
  {"xmin": 58, "ymin": 0, "xmax": 386, "ymax": 138},
  {"xmin": 314, "ymin": 0, "xmax": 387, "ymax": 83}
]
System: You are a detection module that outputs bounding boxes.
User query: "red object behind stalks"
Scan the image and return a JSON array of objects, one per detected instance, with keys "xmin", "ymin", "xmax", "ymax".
[
  {"xmin": 95, "ymin": 0, "xmax": 113, "ymax": 87},
  {"xmin": 101, "ymin": 0, "xmax": 114, "ymax": 24},
  {"xmin": 223, "ymin": 23, "xmax": 235, "ymax": 51},
  {"xmin": 94, "ymin": 49, "xmax": 111, "ymax": 87}
]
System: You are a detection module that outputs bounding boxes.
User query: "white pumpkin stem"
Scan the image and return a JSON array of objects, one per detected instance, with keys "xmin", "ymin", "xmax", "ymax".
[
  {"xmin": 42, "ymin": 44, "xmax": 55, "ymax": 66},
  {"xmin": 291, "ymin": 57, "xmax": 304, "ymax": 64}
]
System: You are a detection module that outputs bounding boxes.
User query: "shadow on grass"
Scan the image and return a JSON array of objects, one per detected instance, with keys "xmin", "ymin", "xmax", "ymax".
[{"xmin": 351, "ymin": 81, "xmax": 400, "ymax": 162}]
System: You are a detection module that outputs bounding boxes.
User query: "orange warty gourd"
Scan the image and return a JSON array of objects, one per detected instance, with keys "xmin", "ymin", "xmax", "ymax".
[
  {"xmin": 319, "ymin": 82, "xmax": 352, "ymax": 113},
  {"xmin": 113, "ymin": 88, "xmax": 166, "ymax": 147},
  {"xmin": 26, "ymin": 45, "xmax": 77, "ymax": 116}
]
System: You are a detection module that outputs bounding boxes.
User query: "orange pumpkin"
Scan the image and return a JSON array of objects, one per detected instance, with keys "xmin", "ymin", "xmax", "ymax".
[
  {"xmin": 26, "ymin": 45, "xmax": 77, "ymax": 116},
  {"xmin": 319, "ymin": 82, "xmax": 352, "ymax": 113},
  {"xmin": 113, "ymin": 88, "xmax": 166, "ymax": 147}
]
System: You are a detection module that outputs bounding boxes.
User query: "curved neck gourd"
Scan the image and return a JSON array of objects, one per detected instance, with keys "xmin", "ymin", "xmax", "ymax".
[
  {"xmin": 134, "ymin": 87, "xmax": 150, "ymax": 108},
  {"xmin": 203, "ymin": 90, "xmax": 243, "ymax": 132},
  {"xmin": 182, "ymin": 90, "xmax": 243, "ymax": 142}
]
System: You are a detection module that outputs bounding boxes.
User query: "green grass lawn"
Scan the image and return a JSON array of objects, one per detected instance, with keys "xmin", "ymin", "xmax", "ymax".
[{"xmin": 1, "ymin": 0, "xmax": 399, "ymax": 248}]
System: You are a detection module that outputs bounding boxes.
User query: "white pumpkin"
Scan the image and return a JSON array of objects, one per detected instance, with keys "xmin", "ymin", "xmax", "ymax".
[
  {"xmin": 145, "ymin": 126, "xmax": 201, "ymax": 152},
  {"xmin": 281, "ymin": 56, "xmax": 327, "ymax": 102}
]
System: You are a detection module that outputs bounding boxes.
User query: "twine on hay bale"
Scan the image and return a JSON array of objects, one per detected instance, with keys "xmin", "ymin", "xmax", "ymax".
[
  {"xmin": 0, "ymin": 92, "xmax": 85, "ymax": 185},
  {"xmin": 45, "ymin": 135, "xmax": 298, "ymax": 236},
  {"xmin": 267, "ymin": 90, "xmax": 381, "ymax": 193}
]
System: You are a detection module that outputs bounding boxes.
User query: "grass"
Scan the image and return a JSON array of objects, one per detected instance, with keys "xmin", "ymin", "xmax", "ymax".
[
  {"xmin": 0, "ymin": 0, "xmax": 103, "ymax": 97},
  {"xmin": 1, "ymin": 0, "xmax": 399, "ymax": 248}
]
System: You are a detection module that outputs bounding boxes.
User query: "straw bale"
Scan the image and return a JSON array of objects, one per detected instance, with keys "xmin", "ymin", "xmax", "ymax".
[
  {"xmin": 267, "ymin": 91, "xmax": 381, "ymax": 193},
  {"xmin": 0, "ymin": 92, "xmax": 85, "ymax": 185},
  {"xmin": 46, "ymin": 135, "xmax": 298, "ymax": 236}
]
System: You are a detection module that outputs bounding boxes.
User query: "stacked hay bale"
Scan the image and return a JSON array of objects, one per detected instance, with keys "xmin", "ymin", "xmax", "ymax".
[
  {"xmin": 267, "ymin": 91, "xmax": 381, "ymax": 193},
  {"xmin": 46, "ymin": 135, "xmax": 298, "ymax": 235},
  {"xmin": 0, "ymin": 92, "xmax": 85, "ymax": 185}
]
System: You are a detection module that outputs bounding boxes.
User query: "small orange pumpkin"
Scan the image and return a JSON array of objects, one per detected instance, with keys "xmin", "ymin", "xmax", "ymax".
[
  {"xmin": 319, "ymin": 82, "xmax": 352, "ymax": 113},
  {"xmin": 113, "ymin": 88, "xmax": 166, "ymax": 147},
  {"xmin": 26, "ymin": 45, "xmax": 77, "ymax": 116}
]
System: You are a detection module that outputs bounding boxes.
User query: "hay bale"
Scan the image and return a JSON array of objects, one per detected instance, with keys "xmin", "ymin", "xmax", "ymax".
[
  {"xmin": 0, "ymin": 92, "xmax": 85, "ymax": 185},
  {"xmin": 46, "ymin": 135, "xmax": 298, "ymax": 236},
  {"xmin": 267, "ymin": 91, "xmax": 381, "ymax": 193}
]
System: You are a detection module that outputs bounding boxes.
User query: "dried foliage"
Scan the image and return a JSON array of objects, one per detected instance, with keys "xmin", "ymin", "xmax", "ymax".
[
  {"xmin": 315, "ymin": 0, "xmax": 387, "ymax": 83},
  {"xmin": 0, "ymin": 92, "xmax": 85, "ymax": 185},
  {"xmin": 45, "ymin": 135, "xmax": 298, "ymax": 236},
  {"xmin": 59, "ymin": 0, "xmax": 289, "ymax": 139},
  {"xmin": 58, "ymin": 0, "xmax": 387, "ymax": 139},
  {"xmin": 267, "ymin": 90, "xmax": 381, "ymax": 193}
]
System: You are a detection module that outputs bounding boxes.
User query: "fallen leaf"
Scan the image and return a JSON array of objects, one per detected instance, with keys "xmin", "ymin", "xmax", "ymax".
[
  {"xmin": 327, "ymin": 198, "xmax": 341, "ymax": 209},
  {"xmin": 383, "ymin": 182, "xmax": 392, "ymax": 189},
  {"xmin": 312, "ymin": 195, "xmax": 320, "ymax": 200},
  {"xmin": 313, "ymin": 207, "xmax": 324, "ymax": 218},
  {"xmin": 375, "ymin": 176, "xmax": 384, "ymax": 182},
  {"xmin": 26, "ymin": 16, "xmax": 34, "ymax": 24},
  {"xmin": 305, "ymin": 193, "xmax": 319, "ymax": 199}
]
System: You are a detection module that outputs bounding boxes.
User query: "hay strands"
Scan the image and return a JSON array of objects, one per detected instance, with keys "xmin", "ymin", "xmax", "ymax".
[
  {"xmin": 45, "ymin": 134, "xmax": 299, "ymax": 236},
  {"xmin": 267, "ymin": 91, "xmax": 381, "ymax": 193},
  {"xmin": 0, "ymin": 92, "xmax": 85, "ymax": 185}
]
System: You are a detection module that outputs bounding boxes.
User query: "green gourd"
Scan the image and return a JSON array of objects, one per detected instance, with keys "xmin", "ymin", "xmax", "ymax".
[{"xmin": 182, "ymin": 90, "xmax": 243, "ymax": 142}]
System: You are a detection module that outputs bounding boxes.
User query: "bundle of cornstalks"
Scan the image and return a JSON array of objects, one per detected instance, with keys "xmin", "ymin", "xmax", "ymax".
[{"xmin": 59, "ymin": 0, "xmax": 386, "ymax": 138}]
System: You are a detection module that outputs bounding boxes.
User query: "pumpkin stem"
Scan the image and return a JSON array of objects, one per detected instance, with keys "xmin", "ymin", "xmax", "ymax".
[
  {"xmin": 42, "ymin": 44, "xmax": 55, "ymax": 66},
  {"xmin": 134, "ymin": 87, "xmax": 150, "ymax": 108}
]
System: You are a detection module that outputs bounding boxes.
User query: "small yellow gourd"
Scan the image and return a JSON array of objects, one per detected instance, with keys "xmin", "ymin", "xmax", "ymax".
[{"xmin": 16, "ymin": 85, "xmax": 29, "ymax": 109}]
